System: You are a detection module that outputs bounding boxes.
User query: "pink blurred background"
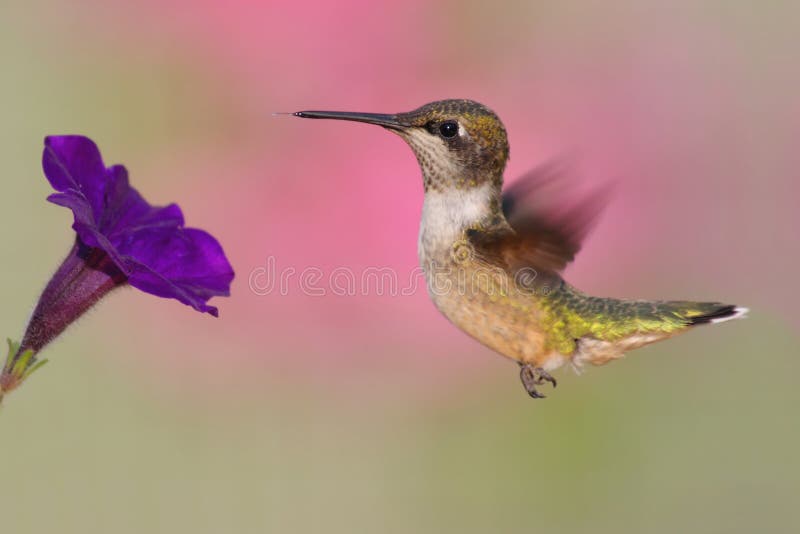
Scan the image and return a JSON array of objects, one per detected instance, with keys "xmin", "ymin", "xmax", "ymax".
[{"xmin": 1, "ymin": 1, "xmax": 798, "ymax": 533}]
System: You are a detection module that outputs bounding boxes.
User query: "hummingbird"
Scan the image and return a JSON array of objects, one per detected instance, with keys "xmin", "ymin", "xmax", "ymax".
[{"xmin": 294, "ymin": 99, "xmax": 747, "ymax": 399}]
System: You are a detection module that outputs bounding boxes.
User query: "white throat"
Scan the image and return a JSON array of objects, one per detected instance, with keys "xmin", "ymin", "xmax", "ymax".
[{"xmin": 418, "ymin": 182, "xmax": 495, "ymax": 257}]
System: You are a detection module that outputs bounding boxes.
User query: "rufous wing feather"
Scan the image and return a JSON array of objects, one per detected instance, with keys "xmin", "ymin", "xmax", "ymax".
[{"xmin": 467, "ymin": 160, "xmax": 612, "ymax": 275}]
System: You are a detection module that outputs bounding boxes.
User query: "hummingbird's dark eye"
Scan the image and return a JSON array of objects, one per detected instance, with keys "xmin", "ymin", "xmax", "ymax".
[{"xmin": 439, "ymin": 121, "xmax": 459, "ymax": 138}]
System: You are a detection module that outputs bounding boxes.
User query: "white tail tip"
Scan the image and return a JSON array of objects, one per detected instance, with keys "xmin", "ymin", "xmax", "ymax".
[{"xmin": 711, "ymin": 306, "xmax": 749, "ymax": 324}]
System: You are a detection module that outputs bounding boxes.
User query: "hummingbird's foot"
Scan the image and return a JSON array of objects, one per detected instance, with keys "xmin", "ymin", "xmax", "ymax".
[{"xmin": 519, "ymin": 364, "xmax": 557, "ymax": 399}]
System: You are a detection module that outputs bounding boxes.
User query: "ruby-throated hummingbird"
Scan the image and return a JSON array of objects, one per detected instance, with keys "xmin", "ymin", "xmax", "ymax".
[{"xmin": 294, "ymin": 99, "xmax": 747, "ymax": 398}]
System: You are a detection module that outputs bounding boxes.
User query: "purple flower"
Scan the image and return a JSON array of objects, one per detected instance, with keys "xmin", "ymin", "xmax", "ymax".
[{"xmin": 1, "ymin": 136, "xmax": 234, "ymax": 402}]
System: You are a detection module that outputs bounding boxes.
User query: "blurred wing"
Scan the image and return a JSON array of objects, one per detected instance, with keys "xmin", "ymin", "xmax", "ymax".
[{"xmin": 467, "ymin": 160, "xmax": 611, "ymax": 274}]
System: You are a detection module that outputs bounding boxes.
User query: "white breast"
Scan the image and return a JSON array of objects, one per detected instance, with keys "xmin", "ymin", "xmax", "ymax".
[{"xmin": 418, "ymin": 183, "xmax": 495, "ymax": 265}]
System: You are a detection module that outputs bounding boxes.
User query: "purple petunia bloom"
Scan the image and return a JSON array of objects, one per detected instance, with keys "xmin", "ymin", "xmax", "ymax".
[
  {"xmin": 0, "ymin": 135, "xmax": 234, "ymax": 402},
  {"xmin": 43, "ymin": 135, "xmax": 233, "ymax": 316}
]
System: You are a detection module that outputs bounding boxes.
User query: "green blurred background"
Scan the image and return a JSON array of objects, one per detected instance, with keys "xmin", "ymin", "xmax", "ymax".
[{"xmin": 1, "ymin": 1, "xmax": 798, "ymax": 532}]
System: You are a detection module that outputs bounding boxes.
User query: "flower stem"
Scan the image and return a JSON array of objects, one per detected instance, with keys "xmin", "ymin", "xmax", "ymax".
[{"xmin": 1, "ymin": 239, "xmax": 126, "ymax": 403}]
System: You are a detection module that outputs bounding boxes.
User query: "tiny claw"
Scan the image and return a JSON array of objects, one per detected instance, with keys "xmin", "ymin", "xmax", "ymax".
[
  {"xmin": 519, "ymin": 364, "xmax": 557, "ymax": 399},
  {"xmin": 539, "ymin": 371, "xmax": 557, "ymax": 388}
]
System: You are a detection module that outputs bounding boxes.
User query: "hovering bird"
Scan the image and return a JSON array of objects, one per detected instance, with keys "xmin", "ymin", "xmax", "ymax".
[{"xmin": 294, "ymin": 99, "xmax": 746, "ymax": 398}]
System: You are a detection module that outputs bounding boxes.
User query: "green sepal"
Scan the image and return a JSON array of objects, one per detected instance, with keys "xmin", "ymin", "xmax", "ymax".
[
  {"xmin": 1, "ymin": 338, "xmax": 45, "ymax": 403},
  {"xmin": 11, "ymin": 344, "xmax": 36, "ymax": 377},
  {"xmin": 21, "ymin": 358, "xmax": 48, "ymax": 381}
]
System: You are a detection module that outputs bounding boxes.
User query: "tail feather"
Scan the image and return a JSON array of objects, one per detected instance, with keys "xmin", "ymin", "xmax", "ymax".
[
  {"xmin": 550, "ymin": 285, "xmax": 747, "ymax": 360},
  {"xmin": 558, "ymin": 285, "xmax": 748, "ymax": 367},
  {"xmin": 590, "ymin": 297, "xmax": 749, "ymax": 336},
  {"xmin": 671, "ymin": 303, "xmax": 749, "ymax": 326}
]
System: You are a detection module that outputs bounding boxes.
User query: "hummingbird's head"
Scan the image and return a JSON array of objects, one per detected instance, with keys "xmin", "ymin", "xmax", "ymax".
[{"xmin": 294, "ymin": 99, "xmax": 509, "ymax": 192}]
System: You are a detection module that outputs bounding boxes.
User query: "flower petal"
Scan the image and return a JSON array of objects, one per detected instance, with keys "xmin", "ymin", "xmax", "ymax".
[
  {"xmin": 121, "ymin": 227, "xmax": 235, "ymax": 316},
  {"xmin": 42, "ymin": 135, "xmax": 234, "ymax": 315},
  {"xmin": 94, "ymin": 165, "xmax": 185, "ymax": 238},
  {"xmin": 42, "ymin": 136, "xmax": 105, "ymax": 193}
]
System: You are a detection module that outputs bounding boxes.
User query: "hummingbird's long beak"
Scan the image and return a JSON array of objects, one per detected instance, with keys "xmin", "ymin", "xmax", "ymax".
[{"xmin": 293, "ymin": 110, "xmax": 406, "ymax": 131}]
